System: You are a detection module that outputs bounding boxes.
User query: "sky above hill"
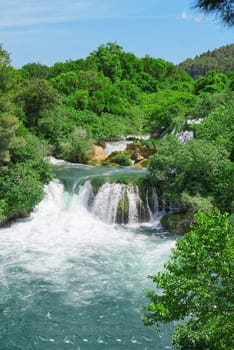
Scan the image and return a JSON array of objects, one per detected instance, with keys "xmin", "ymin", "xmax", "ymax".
[{"xmin": 0, "ymin": 0, "xmax": 233, "ymax": 67}]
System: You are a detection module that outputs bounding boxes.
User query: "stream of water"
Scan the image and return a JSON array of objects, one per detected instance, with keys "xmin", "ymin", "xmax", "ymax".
[{"xmin": 0, "ymin": 164, "xmax": 176, "ymax": 349}]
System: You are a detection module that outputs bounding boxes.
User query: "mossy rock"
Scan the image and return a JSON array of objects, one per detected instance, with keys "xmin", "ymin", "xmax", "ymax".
[
  {"xmin": 134, "ymin": 159, "xmax": 148, "ymax": 168},
  {"xmin": 111, "ymin": 152, "xmax": 132, "ymax": 166},
  {"xmin": 126, "ymin": 141, "xmax": 157, "ymax": 160},
  {"xmin": 90, "ymin": 176, "xmax": 106, "ymax": 195},
  {"xmin": 160, "ymin": 212, "xmax": 193, "ymax": 234}
]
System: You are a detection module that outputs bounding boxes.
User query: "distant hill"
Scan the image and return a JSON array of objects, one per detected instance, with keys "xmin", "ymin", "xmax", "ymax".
[{"xmin": 178, "ymin": 44, "xmax": 234, "ymax": 78}]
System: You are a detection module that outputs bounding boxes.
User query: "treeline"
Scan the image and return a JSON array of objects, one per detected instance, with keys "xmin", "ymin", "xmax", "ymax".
[
  {"xmin": 179, "ymin": 43, "xmax": 234, "ymax": 78},
  {"xmin": 0, "ymin": 45, "xmax": 53, "ymax": 222},
  {"xmin": 0, "ymin": 41, "xmax": 233, "ymax": 221},
  {"xmin": 17, "ymin": 43, "xmax": 233, "ymax": 160}
]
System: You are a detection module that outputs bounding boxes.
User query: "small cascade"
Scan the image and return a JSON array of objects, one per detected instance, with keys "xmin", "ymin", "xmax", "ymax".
[
  {"xmin": 104, "ymin": 140, "xmax": 132, "ymax": 156},
  {"xmin": 153, "ymin": 189, "xmax": 159, "ymax": 216},
  {"xmin": 71, "ymin": 181, "xmax": 159, "ymax": 225},
  {"xmin": 127, "ymin": 185, "xmax": 141, "ymax": 224},
  {"xmin": 91, "ymin": 182, "xmax": 125, "ymax": 224},
  {"xmin": 72, "ymin": 181, "xmax": 93, "ymax": 209}
]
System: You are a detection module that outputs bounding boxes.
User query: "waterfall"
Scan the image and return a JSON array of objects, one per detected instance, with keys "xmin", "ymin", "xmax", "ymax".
[
  {"xmin": 91, "ymin": 182, "xmax": 125, "ymax": 223},
  {"xmin": 127, "ymin": 185, "xmax": 141, "ymax": 224},
  {"xmin": 104, "ymin": 140, "xmax": 133, "ymax": 156},
  {"xmin": 0, "ymin": 166, "xmax": 175, "ymax": 350},
  {"xmin": 69, "ymin": 181, "xmax": 160, "ymax": 225}
]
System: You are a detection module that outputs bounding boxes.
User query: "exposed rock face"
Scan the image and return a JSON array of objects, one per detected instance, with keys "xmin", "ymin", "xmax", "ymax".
[
  {"xmin": 90, "ymin": 145, "xmax": 107, "ymax": 164},
  {"xmin": 125, "ymin": 142, "xmax": 156, "ymax": 166},
  {"xmin": 126, "ymin": 142, "xmax": 154, "ymax": 160},
  {"xmin": 90, "ymin": 140, "xmax": 156, "ymax": 167}
]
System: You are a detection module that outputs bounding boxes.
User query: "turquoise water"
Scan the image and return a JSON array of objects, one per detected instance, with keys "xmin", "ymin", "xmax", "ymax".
[{"xmin": 0, "ymin": 165, "xmax": 176, "ymax": 349}]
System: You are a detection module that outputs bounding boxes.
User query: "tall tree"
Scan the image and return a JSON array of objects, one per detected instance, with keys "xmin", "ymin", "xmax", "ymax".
[{"xmin": 17, "ymin": 78, "xmax": 61, "ymax": 127}]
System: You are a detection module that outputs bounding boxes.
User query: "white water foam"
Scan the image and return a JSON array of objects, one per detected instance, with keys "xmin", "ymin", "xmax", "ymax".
[
  {"xmin": 0, "ymin": 178, "xmax": 176, "ymax": 349},
  {"xmin": 0, "ymin": 180, "xmax": 175, "ymax": 302}
]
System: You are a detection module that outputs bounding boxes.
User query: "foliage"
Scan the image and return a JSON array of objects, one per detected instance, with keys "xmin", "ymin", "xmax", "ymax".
[
  {"xmin": 17, "ymin": 78, "xmax": 61, "ymax": 127},
  {"xmin": 10, "ymin": 129, "xmax": 54, "ymax": 184},
  {"xmin": 190, "ymin": 90, "xmax": 231, "ymax": 119},
  {"xmin": 55, "ymin": 127, "xmax": 93, "ymax": 163},
  {"xmin": 0, "ymin": 44, "xmax": 16, "ymax": 97},
  {"xmin": 140, "ymin": 90, "xmax": 196, "ymax": 136},
  {"xmin": 144, "ymin": 209, "xmax": 234, "ymax": 350},
  {"xmin": 111, "ymin": 152, "xmax": 132, "ymax": 166},
  {"xmin": 0, "ymin": 163, "xmax": 44, "ymax": 218},
  {"xmin": 193, "ymin": 0, "xmax": 234, "ymax": 26},
  {"xmin": 87, "ymin": 42, "xmax": 123, "ymax": 82},
  {"xmin": 194, "ymin": 70, "xmax": 230, "ymax": 95},
  {"xmin": 0, "ymin": 114, "xmax": 23, "ymax": 165},
  {"xmin": 20, "ymin": 63, "xmax": 51, "ymax": 80},
  {"xmin": 193, "ymin": 92, "xmax": 234, "ymax": 158},
  {"xmin": 180, "ymin": 192, "xmax": 214, "ymax": 215},
  {"xmin": 90, "ymin": 176, "xmax": 106, "ymax": 194},
  {"xmin": 179, "ymin": 43, "xmax": 234, "ymax": 78},
  {"xmin": 148, "ymin": 135, "xmax": 233, "ymax": 211},
  {"xmin": 0, "ymin": 41, "xmax": 233, "ymax": 221}
]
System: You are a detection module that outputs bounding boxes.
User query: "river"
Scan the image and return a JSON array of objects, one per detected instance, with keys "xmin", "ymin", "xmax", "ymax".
[{"xmin": 0, "ymin": 164, "xmax": 176, "ymax": 349}]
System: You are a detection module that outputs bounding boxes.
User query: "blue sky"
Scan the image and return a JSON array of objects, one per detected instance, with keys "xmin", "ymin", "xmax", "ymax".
[{"xmin": 0, "ymin": 0, "xmax": 233, "ymax": 68}]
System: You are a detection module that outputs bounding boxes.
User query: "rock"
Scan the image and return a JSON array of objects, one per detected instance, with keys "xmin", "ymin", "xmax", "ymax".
[
  {"xmin": 126, "ymin": 142, "xmax": 156, "ymax": 160},
  {"xmin": 160, "ymin": 213, "xmax": 193, "ymax": 234},
  {"xmin": 90, "ymin": 145, "xmax": 107, "ymax": 164},
  {"xmin": 133, "ymin": 159, "xmax": 148, "ymax": 168}
]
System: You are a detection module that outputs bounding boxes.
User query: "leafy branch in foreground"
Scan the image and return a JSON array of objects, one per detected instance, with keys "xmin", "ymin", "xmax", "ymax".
[
  {"xmin": 144, "ymin": 209, "xmax": 234, "ymax": 349},
  {"xmin": 193, "ymin": 0, "xmax": 234, "ymax": 26}
]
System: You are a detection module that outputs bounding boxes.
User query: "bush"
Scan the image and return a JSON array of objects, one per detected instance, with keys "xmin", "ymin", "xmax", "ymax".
[
  {"xmin": 111, "ymin": 152, "xmax": 131, "ymax": 166},
  {"xmin": 0, "ymin": 163, "xmax": 44, "ymax": 218}
]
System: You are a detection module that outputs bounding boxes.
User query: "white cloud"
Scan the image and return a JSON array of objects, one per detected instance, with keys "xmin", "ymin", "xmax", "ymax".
[
  {"xmin": 181, "ymin": 11, "xmax": 189, "ymax": 20},
  {"xmin": 0, "ymin": 0, "xmax": 109, "ymax": 28},
  {"xmin": 0, "ymin": 0, "xmax": 180, "ymax": 30},
  {"xmin": 180, "ymin": 10, "xmax": 204, "ymax": 23}
]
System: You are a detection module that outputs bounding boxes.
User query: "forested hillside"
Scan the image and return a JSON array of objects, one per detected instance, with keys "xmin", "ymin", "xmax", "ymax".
[
  {"xmin": 179, "ymin": 43, "xmax": 234, "ymax": 78},
  {"xmin": 0, "ymin": 42, "xmax": 233, "ymax": 223}
]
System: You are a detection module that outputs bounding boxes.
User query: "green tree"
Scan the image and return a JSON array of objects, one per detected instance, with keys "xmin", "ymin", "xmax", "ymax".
[
  {"xmin": 58, "ymin": 127, "xmax": 93, "ymax": 163},
  {"xmin": 20, "ymin": 63, "xmax": 50, "ymax": 79},
  {"xmin": 0, "ymin": 163, "xmax": 44, "ymax": 218},
  {"xmin": 141, "ymin": 90, "xmax": 196, "ymax": 136},
  {"xmin": 148, "ymin": 136, "xmax": 233, "ymax": 211},
  {"xmin": 50, "ymin": 71, "xmax": 79, "ymax": 95},
  {"xmin": 0, "ymin": 114, "xmax": 22, "ymax": 165},
  {"xmin": 17, "ymin": 78, "xmax": 61, "ymax": 127},
  {"xmin": 0, "ymin": 44, "xmax": 14, "ymax": 95},
  {"xmin": 193, "ymin": 92, "xmax": 234, "ymax": 158},
  {"xmin": 194, "ymin": 71, "xmax": 229, "ymax": 95},
  {"xmin": 144, "ymin": 209, "xmax": 234, "ymax": 349},
  {"xmin": 87, "ymin": 42, "xmax": 123, "ymax": 82}
]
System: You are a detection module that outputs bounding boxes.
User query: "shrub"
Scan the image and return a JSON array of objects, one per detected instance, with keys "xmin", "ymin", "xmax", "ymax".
[{"xmin": 111, "ymin": 152, "xmax": 131, "ymax": 166}]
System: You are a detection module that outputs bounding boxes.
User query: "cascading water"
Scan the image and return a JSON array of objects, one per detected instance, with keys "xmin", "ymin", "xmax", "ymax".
[
  {"xmin": 0, "ymin": 164, "xmax": 176, "ymax": 350},
  {"xmin": 91, "ymin": 182, "xmax": 125, "ymax": 224},
  {"xmin": 72, "ymin": 181, "xmax": 159, "ymax": 225},
  {"xmin": 126, "ymin": 185, "xmax": 140, "ymax": 224}
]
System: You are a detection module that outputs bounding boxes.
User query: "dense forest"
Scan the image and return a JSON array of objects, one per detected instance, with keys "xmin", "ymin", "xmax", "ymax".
[
  {"xmin": 0, "ymin": 41, "xmax": 233, "ymax": 223},
  {"xmin": 179, "ymin": 43, "xmax": 234, "ymax": 78}
]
